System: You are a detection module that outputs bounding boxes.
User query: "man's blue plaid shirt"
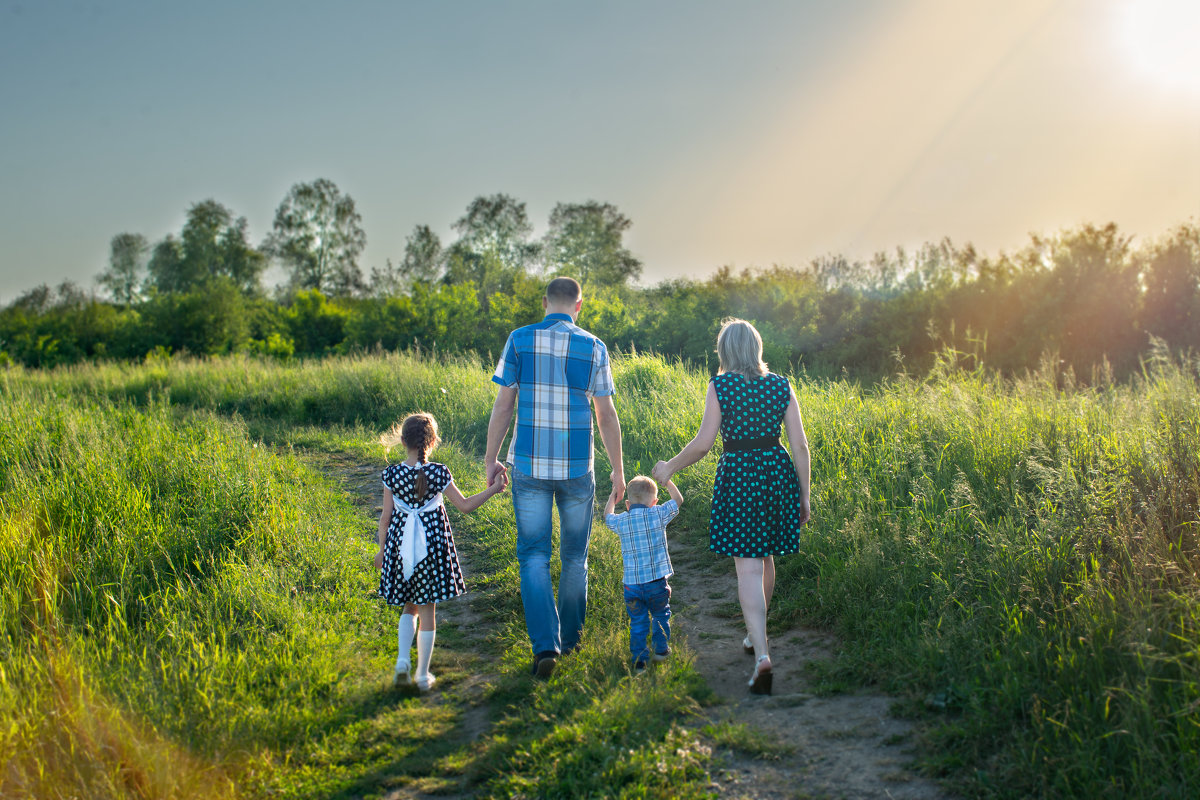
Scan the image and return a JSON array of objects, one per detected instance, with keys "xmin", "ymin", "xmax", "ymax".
[
  {"xmin": 605, "ymin": 500, "xmax": 679, "ymax": 585},
  {"xmin": 492, "ymin": 313, "xmax": 615, "ymax": 480}
]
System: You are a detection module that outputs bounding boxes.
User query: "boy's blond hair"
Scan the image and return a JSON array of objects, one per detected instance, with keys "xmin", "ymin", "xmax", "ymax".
[{"xmin": 626, "ymin": 475, "xmax": 658, "ymax": 505}]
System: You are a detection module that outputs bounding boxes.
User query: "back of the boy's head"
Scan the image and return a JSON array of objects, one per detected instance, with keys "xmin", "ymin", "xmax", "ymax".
[{"xmin": 626, "ymin": 476, "xmax": 657, "ymax": 506}]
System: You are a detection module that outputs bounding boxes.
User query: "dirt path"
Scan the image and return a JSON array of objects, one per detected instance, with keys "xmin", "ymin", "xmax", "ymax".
[
  {"xmin": 324, "ymin": 457, "xmax": 497, "ymax": 799},
  {"xmin": 325, "ymin": 455, "xmax": 950, "ymax": 799},
  {"xmin": 669, "ymin": 533, "xmax": 954, "ymax": 800}
]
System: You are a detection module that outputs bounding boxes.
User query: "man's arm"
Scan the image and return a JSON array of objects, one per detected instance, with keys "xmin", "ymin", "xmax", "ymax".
[
  {"xmin": 592, "ymin": 394, "xmax": 625, "ymax": 502},
  {"xmin": 485, "ymin": 385, "xmax": 517, "ymax": 486}
]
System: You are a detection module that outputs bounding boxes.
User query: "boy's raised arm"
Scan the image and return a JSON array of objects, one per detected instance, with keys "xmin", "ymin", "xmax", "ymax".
[
  {"xmin": 665, "ymin": 478, "xmax": 683, "ymax": 508},
  {"xmin": 603, "ymin": 488, "xmax": 618, "ymax": 518}
]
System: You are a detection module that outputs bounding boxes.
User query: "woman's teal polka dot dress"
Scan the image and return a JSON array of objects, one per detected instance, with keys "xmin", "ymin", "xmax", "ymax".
[{"xmin": 709, "ymin": 371, "xmax": 806, "ymax": 558}]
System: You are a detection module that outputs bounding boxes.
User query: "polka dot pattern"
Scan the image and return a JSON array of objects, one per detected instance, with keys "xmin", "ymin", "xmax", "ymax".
[
  {"xmin": 378, "ymin": 461, "xmax": 466, "ymax": 605},
  {"xmin": 708, "ymin": 372, "xmax": 806, "ymax": 558}
]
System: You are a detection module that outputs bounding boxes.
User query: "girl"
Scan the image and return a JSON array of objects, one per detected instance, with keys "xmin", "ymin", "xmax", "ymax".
[
  {"xmin": 374, "ymin": 412, "xmax": 507, "ymax": 691},
  {"xmin": 652, "ymin": 319, "xmax": 811, "ymax": 695}
]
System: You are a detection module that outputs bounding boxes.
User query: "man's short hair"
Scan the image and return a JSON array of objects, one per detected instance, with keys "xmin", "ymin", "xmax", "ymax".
[
  {"xmin": 545, "ymin": 276, "xmax": 582, "ymax": 305},
  {"xmin": 626, "ymin": 476, "xmax": 658, "ymax": 505}
]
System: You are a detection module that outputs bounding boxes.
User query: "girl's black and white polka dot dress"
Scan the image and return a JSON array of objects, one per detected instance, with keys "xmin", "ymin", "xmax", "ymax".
[
  {"xmin": 708, "ymin": 372, "xmax": 806, "ymax": 558},
  {"xmin": 379, "ymin": 462, "xmax": 466, "ymax": 605}
]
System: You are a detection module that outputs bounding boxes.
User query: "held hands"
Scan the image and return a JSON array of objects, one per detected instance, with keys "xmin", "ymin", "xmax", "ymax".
[
  {"xmin": 651, "ymin": 460, "xmax": 673, "ymax": 486},
  {"xmin": 610, "ymin": 469, "xmax": 626, "ymax": 505},
  {"xmin": 487, "ymin": 466, "xmax": 510, "ymax": 495},
  {"xmin": 486, "ymin": 458, "xmax": 508, "ymax": 490}
]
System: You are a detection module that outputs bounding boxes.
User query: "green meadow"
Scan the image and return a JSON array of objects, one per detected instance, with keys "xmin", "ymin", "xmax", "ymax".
[{"xmin": 2, "ymin": 350, "xmax": 1198, "ymax": 798}]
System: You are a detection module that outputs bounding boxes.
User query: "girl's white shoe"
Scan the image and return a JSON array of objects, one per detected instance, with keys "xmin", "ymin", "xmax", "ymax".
[
  {"xmin": 742, "ymin": 636, "xmax": 754, "ymax": 654},
  {"xmin": 415, "ymin": 672, "xmax": 436, "ymax": 692},
  {"xmin": 392, "ymin": 661, "xmax": 412, "ymax": 688}
]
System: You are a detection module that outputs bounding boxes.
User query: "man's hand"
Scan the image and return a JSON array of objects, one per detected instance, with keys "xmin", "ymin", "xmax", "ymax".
[
  {"xmin": 651, "ymin": 460, "xmax": 672, "ymax": 485},
  {"xmin": 486, "ymin": 458, "xmax": 508, "ymax": 489},
  {"xmin": 609, "ymin": 469, "xmax": 626, "ymax": 505},
  {"xmin": 488, "ymin": 465, "xmax": 510, "ymax": 494}
]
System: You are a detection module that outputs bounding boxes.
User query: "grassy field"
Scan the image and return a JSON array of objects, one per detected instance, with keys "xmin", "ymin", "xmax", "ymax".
[{"xmin": 2, "ymin": 350, "xmax": 1198, "ymax": 798}]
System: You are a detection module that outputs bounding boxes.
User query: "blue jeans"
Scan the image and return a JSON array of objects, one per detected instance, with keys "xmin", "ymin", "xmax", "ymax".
[
  {"xmin": 512, "ymin": 469, "xmax": 595, "ymax": 656},
  {"xmin": 624, "ymin": 577, "xmax": 671, "ymax": 664}
]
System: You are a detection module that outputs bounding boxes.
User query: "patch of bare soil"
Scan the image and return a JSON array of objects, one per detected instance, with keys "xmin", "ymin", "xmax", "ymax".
[
  {"xmin": 670, "ymin": 535, "xmax": 954, "ymax": 800},
  {"xmin": 325, "ymin": 454, "xmax": 951, "ymax": 799}
]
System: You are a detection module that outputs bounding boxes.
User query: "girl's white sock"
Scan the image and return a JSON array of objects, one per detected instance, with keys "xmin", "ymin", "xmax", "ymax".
[
  {"xmin": 415, "ymin": 629, "xmax": 436, "ymax": 680},
  {"xmin": 397, "ymin": 613, "xmax": 417, "ymax": 667}
]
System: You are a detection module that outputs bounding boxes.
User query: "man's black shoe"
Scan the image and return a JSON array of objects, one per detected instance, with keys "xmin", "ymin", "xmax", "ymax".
[{"xmin": 533, "ymin": 651, "xmax": 558, "ymax": 679}]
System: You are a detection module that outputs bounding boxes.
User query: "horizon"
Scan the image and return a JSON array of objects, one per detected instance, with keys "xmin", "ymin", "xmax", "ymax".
[{"xmin": 2, "ymin": 0, "xmax": 1198, "ymax": 304}]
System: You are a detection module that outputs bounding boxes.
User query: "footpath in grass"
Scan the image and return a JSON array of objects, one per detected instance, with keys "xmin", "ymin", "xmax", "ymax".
[{"xmin": 4, "ymin": 350, "xmax": 1199, "ymax": 798}]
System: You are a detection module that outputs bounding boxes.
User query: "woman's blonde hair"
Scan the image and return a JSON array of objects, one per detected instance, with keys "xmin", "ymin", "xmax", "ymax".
[
  {"xmin": 716, "ymin": 318, "xmax": 768, "ymax": 379},
  {"xmin": 380, "ymin": 413, "xmax": 441, "ymax": 498}
]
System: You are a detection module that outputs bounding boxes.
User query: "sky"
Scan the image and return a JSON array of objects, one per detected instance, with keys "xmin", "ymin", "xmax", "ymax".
[{"xmin": 1, "ymin": 0, "xmax": 1198, "ymax": 303}]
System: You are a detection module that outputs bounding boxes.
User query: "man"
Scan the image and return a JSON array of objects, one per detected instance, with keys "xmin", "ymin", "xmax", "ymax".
[{"xmin": 485, "ymin": 276, "xmax": 625, "ymax": 678}]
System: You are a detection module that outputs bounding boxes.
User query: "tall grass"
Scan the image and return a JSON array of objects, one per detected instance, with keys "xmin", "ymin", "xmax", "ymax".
[
  {"xmin": 0, "ymin": 361, "xmax": 715, "ymax": 799},
  {"xmin": 4, "ymin": 350, "xmax": 1198, "ymax": 797}
]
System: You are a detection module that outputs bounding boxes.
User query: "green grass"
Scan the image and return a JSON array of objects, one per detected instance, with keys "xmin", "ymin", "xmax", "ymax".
[{"xmin": 3, "ymin": 349, "xmax": 1200, "ymax": 798}]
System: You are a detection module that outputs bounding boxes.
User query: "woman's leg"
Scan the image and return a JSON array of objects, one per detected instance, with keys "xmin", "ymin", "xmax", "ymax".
[
  {"xmin": 763, "ymin": 555, "xmax": 775, "ymax": 615},
  {"xmin": 735, "ymin": 557, "xmax": 769, "ymax": 661}
]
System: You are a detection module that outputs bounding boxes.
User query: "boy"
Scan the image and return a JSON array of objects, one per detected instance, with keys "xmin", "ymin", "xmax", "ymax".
[{"xmin": 603, "ymin": 475, "xmax": 683, "ymax": 670}]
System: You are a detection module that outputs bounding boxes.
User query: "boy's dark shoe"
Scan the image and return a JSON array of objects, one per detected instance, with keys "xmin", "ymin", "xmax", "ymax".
[
  {"xmin": 533, "ymin": 651, "xmax": 558, "ymax": 679},
  {"xmin": 633, "ymin": 660, "xmax": 648, "ymax": 673}
]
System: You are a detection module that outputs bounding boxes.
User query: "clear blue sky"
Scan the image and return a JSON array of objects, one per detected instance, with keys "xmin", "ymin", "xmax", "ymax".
[{"xmin": 1, "ymin": 0, "xmax": 1198, "ymax": 302}]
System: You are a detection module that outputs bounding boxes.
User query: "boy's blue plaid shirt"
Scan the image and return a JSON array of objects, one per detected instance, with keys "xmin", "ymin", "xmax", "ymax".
[
  {"xmin": 492, "ymin": 313, "xmax": 615, "ymax": 480},
  {"xmin": 605, "ymin": 500, "xmax": 679, "ymax": 585}
]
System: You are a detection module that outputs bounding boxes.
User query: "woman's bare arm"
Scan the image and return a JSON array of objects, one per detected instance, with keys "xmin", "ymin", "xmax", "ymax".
[
  {"xmin": 783, "ymin": 385, "xmax": 812, "ymax": 524},
  {"xmin": 653, "ymin": 383, "xmax": 722, "ymax": 483}
]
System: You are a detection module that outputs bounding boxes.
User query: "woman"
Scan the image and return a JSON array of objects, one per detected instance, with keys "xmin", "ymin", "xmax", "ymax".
[{"xmin": 653, "ymin": 319, "xmax": 811, "ymax": 694}]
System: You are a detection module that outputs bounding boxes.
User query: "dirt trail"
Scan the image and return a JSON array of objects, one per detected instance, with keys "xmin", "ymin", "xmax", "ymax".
[
  {"xmin": 669, "ymin": 534, "xmax": 953, "ymax": 800},
  {"xmin": 326, "ymin": 455, "xmax": 950, "ymax": 799},
  {"xmin": 326, "ymin": 458, "xmax": 496, "ymax": 799}
]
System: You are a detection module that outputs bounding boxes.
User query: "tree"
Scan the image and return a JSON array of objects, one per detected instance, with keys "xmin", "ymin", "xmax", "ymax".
[
  {"xmin": 1141, "ymin": 222, "xmax": 1200, "ymax": 349},
  {"xmin": 399, "ymin": 224, "xmax": 443, "ymax": 285},
  {"xmin": 542, "ymin": 201, "xmax": 642, "ymax": 285},
  {"xmin": 265, "ymin": 178, "xmax": 367, "ymax": 297},
  {"xmin": 445, "ymin": 194, "xmax": 536, "ymax": 282},
  {"xmin": 97, "ymin": 233, "xmax": 149, "ymax": 305},
  {"xmin": 145, "ymin": 200, "xmax": 265, "ymax": 295}
]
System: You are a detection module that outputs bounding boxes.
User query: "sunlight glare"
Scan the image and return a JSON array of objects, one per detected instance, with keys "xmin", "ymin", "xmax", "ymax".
[{"xmin": 1116, "ymin": 0, "xmax": 1200, "ymax": 94}]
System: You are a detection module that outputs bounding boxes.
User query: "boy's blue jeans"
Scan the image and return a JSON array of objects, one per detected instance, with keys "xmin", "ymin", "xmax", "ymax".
[
  {"xmin": 624, "ymin": 577, "xmax": 671, "ymax": 664},
  {"xmin": 512, "ymin": 470, "xmax": 595, "ymax": 657}
]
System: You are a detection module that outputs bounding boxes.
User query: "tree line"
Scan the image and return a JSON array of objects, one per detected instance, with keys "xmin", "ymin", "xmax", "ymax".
[{"xmin": 1, "ymin": 177, "xmax": 1197, "ymax": 380}]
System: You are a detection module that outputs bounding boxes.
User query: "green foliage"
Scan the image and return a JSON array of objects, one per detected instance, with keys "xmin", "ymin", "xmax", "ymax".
[
  {"xmin": 146, "ymin": 200, "xmax": 266, "ymax": 295},
  {"xmin": 266, "ymin": 178, "xmax": 367, "ymax": 297},
  {"xmin": 97, "ymin": 232, "xmax": 149, "ymax": 306},
  {"xmin": 4, "ymin": 351, "xmax": 1200, "ymax": 797},
  {"xmin": 543, "ymin": 201, "xmax": 643, "ymax": 285}
]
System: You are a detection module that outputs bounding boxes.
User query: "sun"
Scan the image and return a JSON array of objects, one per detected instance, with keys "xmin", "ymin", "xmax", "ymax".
[{"xmin": 1116, "ymin": 0, "xmax": 1200, "ymax": 94}]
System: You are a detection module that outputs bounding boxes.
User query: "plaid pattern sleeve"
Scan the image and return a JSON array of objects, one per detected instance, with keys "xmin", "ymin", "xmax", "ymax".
[
  {"xmin": 606, "ymin": 499, "xmax": 677, "ymax": 585},
  {"xmin": 587, "ymin": 339, "xmax": 614, "ymax": 398},
  {"xmin": 493, "ymin": 333, "xmax": 519, "ymax": 387},
  {"xmin": 492, "ymin": 314, "xmax": 614, "ymax": 480}
]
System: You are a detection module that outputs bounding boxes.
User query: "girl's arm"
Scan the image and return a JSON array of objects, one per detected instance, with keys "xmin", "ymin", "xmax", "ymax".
[
  {"xmin": 783, "ymin": 385, "xmax": 812, "ymax": 525},
  {"xmin": 444, "ymin": 473, "xmax": 508, "ymax": 514},
  {"xmin": 653, "ymin": 383, "xmax": 722, "ymax": 483},
  {"xmin": 374, "ymin": 488, "xmax": 394, "ymax": 569}
]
